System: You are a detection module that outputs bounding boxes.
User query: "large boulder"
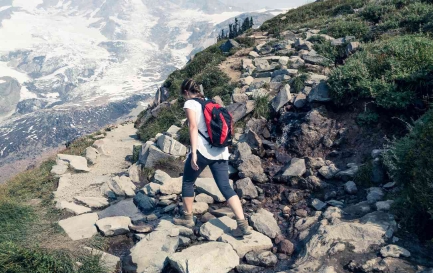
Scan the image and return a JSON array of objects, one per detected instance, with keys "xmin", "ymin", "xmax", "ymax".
[
  {"xmin": 196, "ymin": 178, "xmax": 233, "ymax": 202},
  {"xmin": 168, "ymin": 242, "xmax": 239, "ymax": 273},
  {"xmin": 157, "ymin": 135, "xmax": 187, "ymax": 156},
  {"xmin": 98, "ymin": 199, "xmax": 144, "ymax": 221},
  {"xmin": 141, "ymin": 145, "xmax": 175, "ymax": 168},
  {"xmin": 200, "ymin": 216, "xmax": 236, "ymax": 241},
  {"xmin": 104, "ymin": 176, "xmax": 136, "ymax": 197},
  {"xmin": 124, "ymin": 220, "xmax": 180, "ymax": 273},
  {"xmin": 281, "ymin": 158, "xmax": 306, "ymax": 181},
  {"xmin": 271, "ymin": 84, "xmax": 291, "ymax": 112},
  {"xmin": 249, "ymin": 208, "xmax": 281, "ymax": 239},
  {"xmin": 57, "ymin": 154, "xmax": 90, "ymax": 172},
  {"xmin": 226, "ymin": 102, "xmax": 255, "ymax": 123},
  {"xmin": 236, "ymin": 178, "xmax": 258, "ymax": 199},
  {"xmin": 308, "ymin": 81, "xmax": 331, "ymax": 102},
  {"xmin": 58, "ymin": 213, "xmax": 99, "ymax": 241},
  {"xmin": 96, "ymin": 216, "xmax": 131, "ymax": 237},
  {"xmin": 245, "ymin": 251, "xmax": 278, "ymax": 267},
  {"xmin": 232, "ymin": 143, "xmax": 268, "ymax": 183},
  {"xmin": 160, "ymin": 177, "xmax": 182, "ymax": 195}
]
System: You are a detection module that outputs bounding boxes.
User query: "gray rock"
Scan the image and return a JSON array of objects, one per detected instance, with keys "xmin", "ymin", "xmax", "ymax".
[
  {"xmin": 153, "ymin": 169, "xmax": 172, "ymax": 184},
  {"xmin": 336, "ymin": 164, "xmax": 359, "ymax": 181},
  {"xmin": 195, "ymin": 193, "xmax": 214, "ymax": 204},
  {"xmin": 209, "ymin": 207, "xmax": 235, "ymax": 218},
  {"xmin": 281, "ymin": 158, "xmax": 306, "ymax": 180},
  {"xmin": 271, "ymin": 84, "xmax": 291, "ymax": 112},
  {"xmin": 166, "ymin": 125, "xmax": 181, "ymax": 138},
  {"xmin": 345, "ymin": 41, "xmax": 360, "ymax": 55},
  {"xmin": 85, "ymin": 147, "xmax": 99, "ymax": 165},
  {"xmin": 318, "ymin": 164, "xmax": 340, "ymax": 179},
  {"xmin": 240, "ymin": 76, "xmax": 254, "ymax": 86},
  {"xmin": 344, "ymin": 201, "xmax": 372, "ymax": 218},
  {"xmin": 236, "ymin": 178, "xmax": 258, "ymax": 199},
  {"xmin": 249, "ymin": 51, "xmax": 259, "ymax": 58},
  {"xmin": 376, "ymin": 200, "xmax": 394, "ymax": 211},
  {"xmin": 192, "ymin": 202, "xmax": 209, "ymax": 214},
  {"xmin": 344, "ymin": 181, "xmax": 358, "ymax": 194},
  {"xmin": 308, "ymin": 81, "xmax": 331, "ymax": 102},
  {"xmin": 383, "ymin": 182, "xmax": 396, "ymax": 189},
  {"xmin": 105, "ymin": 176, "xmax": 136, "ymax": 197},
  {"xmin": 56, "ymin": 201, "xmax": 91, "ymax": 215},
  {"xmin": 96, "ymin": 216, "xmax": 131, "ymax": 237},
  {"xmin": 57, "ymin": 154, "xmax": 90, "ymax": 172},
  {"xmin": 124, "ymin": 220, "xmax": 179, "ymax": 273},
  {"xmin": 133, "ymin": 192, "xmax": 157, "ymax": 213},
  {"xmin": 142, "ymin": 182, "xmax": 161, "ymax": 196},
  {"xmin": 295, "ymin": 38, "xmax": 314, "ymax": 50},
  {"xmin": 200, "ymin": 216, "xmax": 236, "ymax": 241},
  {"xmin": 51, "ymin": 163, "xmax": 68, "ymax": 176},
  {"xmin": 294, "ymin": 93, "xmax": 307, "ymax": 108},
  {"xmin": 327, "ymin": 200, "xmax": 344, "ymax": 208},
  {"xmin": 141, "ymin": 145, "xmax": 174, "ymax": 169},
  {"xmin": 250, "ymin": 208, "xmax": 281, "ymax": 239},
  {"xmin": 245, "ymin": 250, "xmax": 278, "ymax": 267},
  {"xmin": 74, "ymin": 196, "xmax": 109, "ymax": 209},
  {"xmin": 160, "ymin": 177, "xmax": 182, "ymax": 195},
  {"xmin": 168, "ymin": 242, "xmax": 239, "ymax": 273},
  {"xmin": 220, "ymin": 228, "xmax": 273, "ymax": 258},
  {"xmin": 59, "ymin": 213, "xmax": 99, "ymax": 241},
  {"xmin": 311, "ymin": 198, "xmax": 327, "ymax": 211},
  {"xmin": 157, "ymin": 135, "xmax": 187, "ymax": 156},
  {"xmin": 372, "ymin": 158, "xmax": 385, "ymax": 184},
  {"xmin": 251, "ymin": 77, "xmax": 271, "ymax": 89},
  {"xmin": 233, "ymin": 93, "xmax": 249, "ymax": 103},
  {"xmin": 236, "ymin": 264, "xmax": 265, "ymax": 273},
  {"xmin": 226, "ymin": 102, "xmax": 251, "ymax": 123},
  {"xmin": 302, "ymin": 54, "xmax": 332, "ymax": 66},
  {"xmin": 128, "ymin": 163, "xmax": 141, "ymax": 183},
  {"xmin": 367, "ymin": 187, "xmax": 384, "ymax": 204},
  {"xmin": 380, "ymin": 244, "xmax": 410, "ymax": 258},
  {"xmin": 196, "ymin": 178, "xmax": 233, "ymax": 202},
  {"xmin": 98, "ymin": 199, "xmax": 144, "ymax": 221}
]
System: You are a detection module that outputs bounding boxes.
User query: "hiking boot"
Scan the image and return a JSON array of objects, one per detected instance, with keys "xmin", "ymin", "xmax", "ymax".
[
  {"xmin": 173, "ymin": 212, "xmax": 194, "ymax": 228},
  {"xmin": 231, "ymin": 219, "xmax": 252, "ymax": 237}
]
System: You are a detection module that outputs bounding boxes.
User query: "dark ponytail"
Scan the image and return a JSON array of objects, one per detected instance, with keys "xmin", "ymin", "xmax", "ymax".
[{"xmin": 180, "ymin": 79, "xmax": 205, "ymax": 98}]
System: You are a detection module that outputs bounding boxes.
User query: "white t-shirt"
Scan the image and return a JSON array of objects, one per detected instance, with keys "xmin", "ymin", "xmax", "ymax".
[{"xmin": 183, "ymin": 99, "xmax": 230, "ymax": 160}]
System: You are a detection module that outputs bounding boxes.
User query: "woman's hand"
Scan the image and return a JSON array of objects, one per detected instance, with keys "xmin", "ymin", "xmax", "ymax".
[{"xmin": 191, "ymin": 153, "xmax": 199, "ymax": 171}]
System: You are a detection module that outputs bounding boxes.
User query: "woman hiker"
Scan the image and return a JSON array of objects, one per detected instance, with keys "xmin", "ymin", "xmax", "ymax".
[{"xmin": 173, "ymin": 78, "xmax": 252, "ymax": 237}]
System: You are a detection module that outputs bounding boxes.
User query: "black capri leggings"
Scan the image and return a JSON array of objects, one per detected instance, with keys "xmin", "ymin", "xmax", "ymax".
[{"xmin": 182, "ymin": 151, "xmax": 237, "ymax": 200}]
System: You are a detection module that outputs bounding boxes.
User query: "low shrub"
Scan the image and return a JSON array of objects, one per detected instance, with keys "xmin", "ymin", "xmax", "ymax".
[
  {"xmin": 253, "ymin": 95, "xmax": 271, "ymax": 119},
  {"xmin": 383, "ymin": 109, "xmax": 433, "ymax": 239},
  {"xmin": 321, "ymin": 19, "xmax": 370, "ymax": 39},
  {"xmin": 357, "ymin": 110, "xmax": 379, "ymax": 126},
  {"xmin": 328, "ymin": 35, "xmax": 433, "ymax": 110},
  {"xmin": 291, "ymin": 74, "xmax": 310, "ymax": 93}
]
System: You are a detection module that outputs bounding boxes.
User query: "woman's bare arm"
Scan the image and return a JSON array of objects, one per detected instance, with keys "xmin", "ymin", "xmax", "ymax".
[{"xmin": 185, "ymin": 108, "xmax": 199, "ymax": 170}]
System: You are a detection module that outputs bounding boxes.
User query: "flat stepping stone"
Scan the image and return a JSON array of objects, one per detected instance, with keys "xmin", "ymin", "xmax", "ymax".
[
  {"xmin": 96, "ymin": 216, "xmax": 131, "ymax": 237},
  {"xmin": 56, "ymin": 201, "xmax": 92, "ymax": 215},
  {"xmin": 57, "ymin": 154, "xmax": 90, "ymax": 172},
  {"xmin": 83, "ymin": 247, "xmax": 120, "ymax": 272},
  {"xmin": 51, "ymin": 163, "xmax": 68, "ymax": 176},
  {"xmin": 74, "ymin": 196, "xmax": 109, "ymax": 209},
  {"xmin": 58, "ymin": 213, "xmax": 99, "ymax": 241},
  {"xmin": 168, "ymin": 242, "xmax": 239, "ymax": 273},
  {"xmin": 98, "ymin": 199, "xmax": 145, "ymax": 222}
]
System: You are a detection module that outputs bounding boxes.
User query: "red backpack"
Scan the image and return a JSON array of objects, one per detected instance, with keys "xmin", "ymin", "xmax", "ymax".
[{"xmin": 190, "ymin": 98, "xmax": 233, "ymax": 147}]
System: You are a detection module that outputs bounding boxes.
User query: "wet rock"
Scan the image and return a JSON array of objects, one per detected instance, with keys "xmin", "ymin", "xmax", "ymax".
[
  {"xmin": 133, "ymin": 192, "xmax": 157, "ymax": 213},
  {"xmin": 236, "ymin": 178, "xmax": 258, "ymax": 199},
  {"xmin": 98, "ymin": 199, "xmax": 144, "ymax": 221},
  {"xmin": 96, "ymin": 216, "xmax": 131, "ymax": 236},
  {"xmin": 250, "ymin": 208, "xmax": 281, "ymax": 239}
]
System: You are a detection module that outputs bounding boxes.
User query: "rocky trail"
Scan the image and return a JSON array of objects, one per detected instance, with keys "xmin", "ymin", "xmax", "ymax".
[{"xmin": 51, "ymin": 30, "xmax": 433, "ymax": 273}]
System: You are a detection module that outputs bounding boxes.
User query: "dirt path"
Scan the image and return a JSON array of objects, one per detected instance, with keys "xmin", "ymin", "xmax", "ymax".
[
  {"xmin": 219, "ymin": 47, "xmax": 253, "ymax": 83},
  {"xmin": 54, "ymin": 123, "xmax": 141, "ymax": 203}
]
